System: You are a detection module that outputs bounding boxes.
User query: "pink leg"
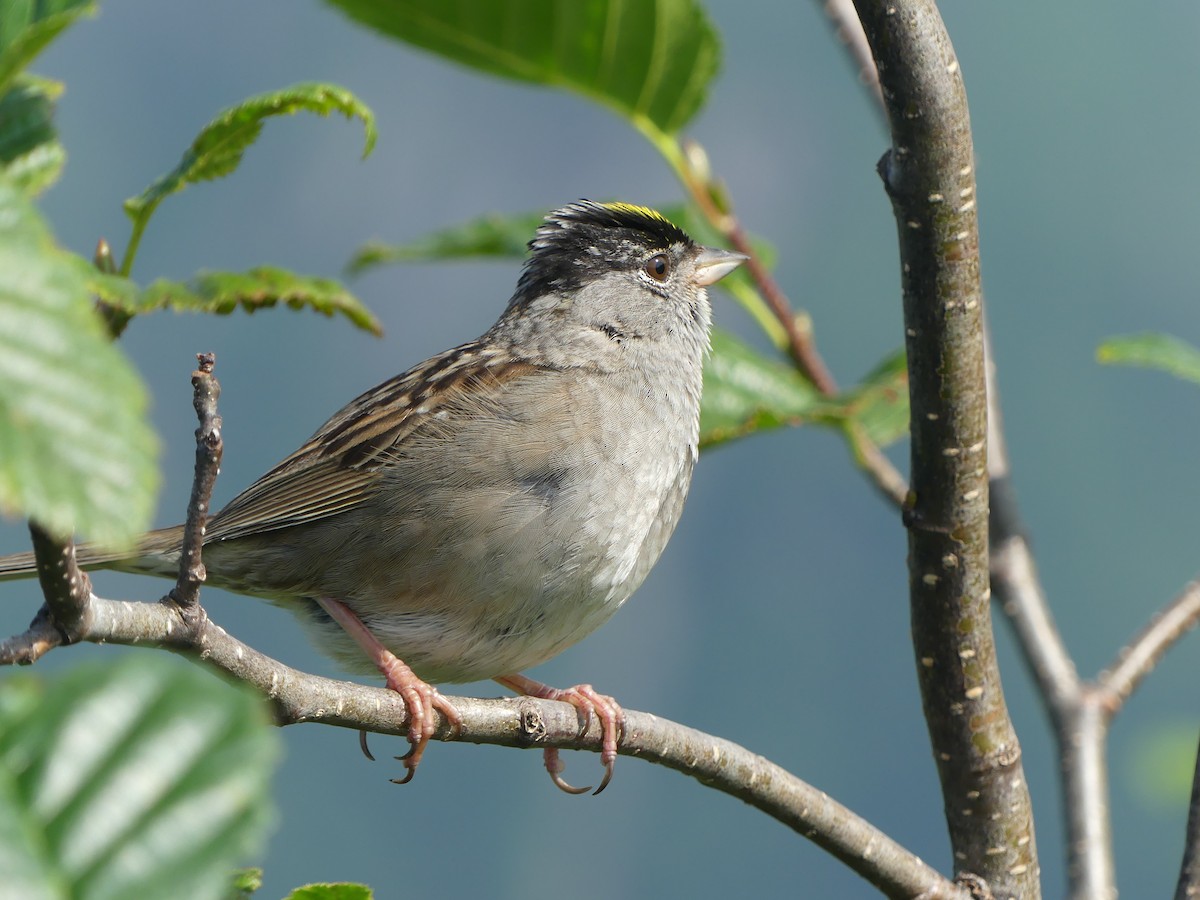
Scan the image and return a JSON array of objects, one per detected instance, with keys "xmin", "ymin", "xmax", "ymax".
[
  {"xmin": 495, "ymin": 673, "xmax": 623, "ymax": 795},
  {"xmin": 315, "ymin": 596, "xmax": 461, "ymax": 783}
]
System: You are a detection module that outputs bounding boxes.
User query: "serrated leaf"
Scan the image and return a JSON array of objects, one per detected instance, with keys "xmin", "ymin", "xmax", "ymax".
[
  {"xmin": 123, "ymin": 83, "xmax": 376, "ymax": 270},
  {"xmin": 0, "ymin": 175, "xmax": 158, "ymax": 546},
  {"xmin": 128, "ymin": 268, "xmax": 381, "ymax": 335},
  {"xmin": 835, "ymin": 348, "xmax": 909, "ymax": 446},
  {"xmin": 0, "ymin": 75, "xmax": 65, "ymax": 196},
  {"xmin": 284, "ymin": 885, "xmax": 374, "ymax": 900},
  {"xmin": 700, "ymin": 328, "xmax": 833, "ymax": 449},
  {"xmin": 324, "ymin": 0, "xmax": 720, "ymax": 137},
  {"xmin": 0, "ymin": 0, "xmax": 95, "ymax": 96},
  {"xmin": 0, "ymin": 656, "xmax": 278, "ymax": 900},
  {"xmin": 1097, "ymin": 332, "xmax": 1200, "ymax": 384}
]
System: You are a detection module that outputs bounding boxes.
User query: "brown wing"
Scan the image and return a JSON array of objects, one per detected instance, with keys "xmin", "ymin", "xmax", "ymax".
[{"xmin": 206, "ymin": 341, "xmax": 542, "ymax": 543}]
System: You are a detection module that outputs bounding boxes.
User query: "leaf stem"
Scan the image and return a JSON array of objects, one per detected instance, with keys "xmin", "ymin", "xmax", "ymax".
[{"xmin": 120, "ymin": 209, "xmax": 151, "ymax": 277}]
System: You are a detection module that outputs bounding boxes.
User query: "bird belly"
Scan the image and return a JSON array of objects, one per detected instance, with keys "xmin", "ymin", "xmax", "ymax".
[{"xmin": 203, "ymin": 368, "xmax": 698, "ymax": 686}]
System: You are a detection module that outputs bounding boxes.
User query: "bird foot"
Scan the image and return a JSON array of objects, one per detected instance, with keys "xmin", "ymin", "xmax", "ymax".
[
  {"xmin": 315, "ymin": 596, "xmax": 461, "ymax": 783},
  {"xmin": 496, "ymin": 674, "xmax": 623, "ymax": 795}
]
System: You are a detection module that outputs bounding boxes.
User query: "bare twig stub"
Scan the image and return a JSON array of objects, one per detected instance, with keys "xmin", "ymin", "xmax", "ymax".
[
  {"xmin": 851, "ymin": 0, "xmax": 1039, "ymax": 894},
  {"xmin": 171, "ymin": 352, "xmax": 223, "ymax": 612}
]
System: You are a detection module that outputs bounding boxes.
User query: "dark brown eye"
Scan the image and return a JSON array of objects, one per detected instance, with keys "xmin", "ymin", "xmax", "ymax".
[{"xmin": 644, "ymin": 253, "xmax": 670, "ymax": 281}]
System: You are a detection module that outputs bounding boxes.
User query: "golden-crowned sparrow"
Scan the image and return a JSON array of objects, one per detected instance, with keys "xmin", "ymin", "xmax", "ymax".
[{"xmin": 0, "ymin": 201, "xmax": 746, "ymax": 793}]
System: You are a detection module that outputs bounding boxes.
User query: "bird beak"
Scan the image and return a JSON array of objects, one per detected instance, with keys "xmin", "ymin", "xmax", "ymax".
[{"xmin": 693, "ymin": 247, "xmax": 750, "ymax": 286}]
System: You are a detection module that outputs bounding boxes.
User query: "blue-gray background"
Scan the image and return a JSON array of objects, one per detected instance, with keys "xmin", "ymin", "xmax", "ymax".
[{"xmin": 2, "ymin": 2, "xmax": 1199, "ymax": 897}]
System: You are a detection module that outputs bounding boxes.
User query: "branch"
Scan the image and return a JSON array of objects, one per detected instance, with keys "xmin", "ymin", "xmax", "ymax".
[
  {"xmin": 0, "ymin": 586, "xmax": 967, "ymax": 900},
  {"xmin": 676, "ymin": 147, "xmax": 840, "ymax": 395},
  {"xmin": 1175, "ymin": 731, "xmax": 1200, "ymax": 900},
  {"xmin": 986, "ymin": 327, "xmax": 1080, "ymax": 715},
  {"xmin": 1100, "ymin": 579, "xmax": 1200, "ymax": 708},
  {"xmin": 851, "ymin": 1, "xmax": 1039, "ymax": 895},
  {"xmin": 27, "ymin": 521, "xmax": 93, "ymax": 641},
  {"xmin": 817, "ymin": 0, "xmax": 886, "ymax": 113},
  {"xmin": 171, "ymin": 352, "xmax": 223, "ymax": 611}
]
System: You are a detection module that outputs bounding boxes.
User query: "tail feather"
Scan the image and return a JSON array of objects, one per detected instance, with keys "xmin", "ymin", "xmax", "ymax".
[{"xmin": 0, "ymin": 525, "xmax": 186, "ymax": 582}]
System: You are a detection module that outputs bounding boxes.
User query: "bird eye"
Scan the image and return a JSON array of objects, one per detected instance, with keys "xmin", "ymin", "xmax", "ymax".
[{"xmin": 645, "ymin": 253, "xmax": 670, "ymax": 281}]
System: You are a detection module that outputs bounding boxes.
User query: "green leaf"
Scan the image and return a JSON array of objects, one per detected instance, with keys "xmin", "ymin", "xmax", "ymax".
[
  {"xmin": 0, "ymin": 175, "xmax": 158, "ymax": 546},
  {"xmin": 347, "ymin": 211, "xmax": 546, "ymax": 274},
  {"xmin": 323, "ymin": 0, "xmax": 721, "ymax": 137},
  {"xmin": 0, "ymin": 0, "xmax": 95, "ymax": 95},
  {"xmin": 835, "ymin": 348, "xmax": 909, "ymax": 447},
  {"xmin": 700, "ymin": 328, "xmax": 832, "ymax": 449},
  {"xmin": 0, "ymin": 75, "xmax": 65, "ymax": 195},
  {"xmin": 128, "ymin": 268, "xmax": 382, "ymax": 336},
  {"xmin": 0, "ymin": 656, "xmax": 279, "ymax": 900},
  {"xmin": 227, "ymin": 869, "xmax": 264, "ymax": 900},
  {"xmin": 1097, "ymin": 332, "xmax": 1200, "ymax": 384},
  {"xmin": 284, "ymin": 885, "xmax": 374, "ymax": 900},
  {"xmin": 122, "ymin": 83, "xmax": 377, "ymax": 274},
  {"xmin": 701, "ymin": 332, "xmax": 909, "ymax": 451}
]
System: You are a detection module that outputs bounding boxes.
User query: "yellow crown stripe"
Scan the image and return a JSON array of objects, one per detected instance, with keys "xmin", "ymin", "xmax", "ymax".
[{"xmin": 598, "ymin": 202, "xmax": 671, "ymax": 224}]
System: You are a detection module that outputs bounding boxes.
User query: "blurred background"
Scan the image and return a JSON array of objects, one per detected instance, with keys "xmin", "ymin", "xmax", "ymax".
[{"xmin": 2, "ymin": 2, "xmax": 1199, "ymax": 896}]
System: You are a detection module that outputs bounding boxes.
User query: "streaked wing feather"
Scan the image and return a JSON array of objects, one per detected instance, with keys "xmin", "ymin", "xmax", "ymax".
[{"xmin": 207, "ymin": 340, "xmax": 543, "ymax": 542}]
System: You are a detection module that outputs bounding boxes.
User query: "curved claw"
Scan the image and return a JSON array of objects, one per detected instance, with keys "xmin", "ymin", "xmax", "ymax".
[
  {"xmin": 592, "ymin": 757, "xmax": 615, "ymax": 796},
  {"xmin": 389, "ymin": 766, "xmax": 417, "ymax": 786},
  {"xmin": 389, "ymin": 736, "xmax": 428, "ymax": 784},
  {"xmin": 544, "ymin": 747, "xmax": 591, "ymax": 795},
  {"xmin": 359, "ymin": 729, "xmax": 376, "ymax": 761}
]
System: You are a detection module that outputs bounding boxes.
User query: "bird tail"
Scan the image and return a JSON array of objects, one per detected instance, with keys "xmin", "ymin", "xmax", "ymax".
[{"xmin": 0, "ymin": 525, "xmax": 185, "ymax": 582}]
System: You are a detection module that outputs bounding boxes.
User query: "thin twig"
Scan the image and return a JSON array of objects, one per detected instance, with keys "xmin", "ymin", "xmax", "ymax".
[
  {"xmin": 675, "ymin": 140, "xmax": 838, "ymax": 394},
  {"xmin": 985, "ymin": 325, "xmax": 1080, "ymax": 714},
  {"xmin": 990, "ymin": 532, "xmax": 1080, "ymax": 712},
  {"xmin": 675, "ymin": 142, "xmax": 909, "ymax": 507},
  {"xmin": 171, "ymin": 352, "xmax": 223, "ymax": 611},
  {"xmin": 817, "ymin": 0, "xmax": 886, "ymax": 112},
  {"xmin": 846, "ymin": 422, "xmax": 909, "ymax": 507},
  {"xmin": 724, "ymin": 220, "xmax": 839, "ymax": 395},
  {"xmin": 1100, "ymin": 579, "xmax": 1200, "ymax": 709}
]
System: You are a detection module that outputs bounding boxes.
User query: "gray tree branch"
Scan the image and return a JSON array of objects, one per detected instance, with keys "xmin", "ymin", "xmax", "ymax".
[
  {"xmin": 0, "ymin": 583, "xmax": 968, "ymax": 900},
  {"xmin": 850, "ymin": 1, "xmax": 1040, "ymax": 895}
]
